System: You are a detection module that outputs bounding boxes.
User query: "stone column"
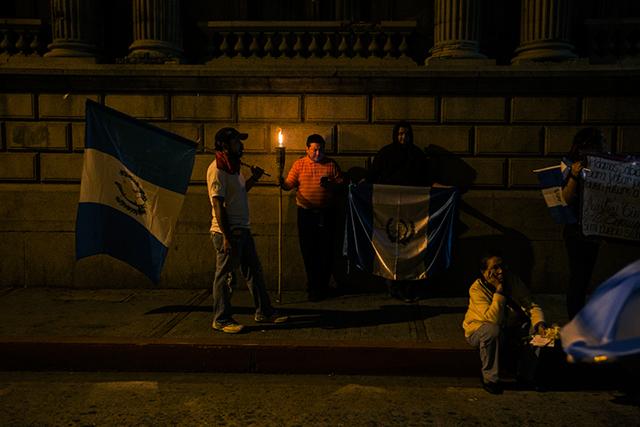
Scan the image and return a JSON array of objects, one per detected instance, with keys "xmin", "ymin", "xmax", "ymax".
[
  {"xmin": 429, "ymin": 0, "xmax": 486, "ymax": 60},
  {"xmin": 128, "ymin": 0, "xmax": 183, "ymax": 63},
  {"xmin": 45, "ymin": 0, "xmax": 100, "ymax": 59},
  {"xmin": 512, "ymin": 0, "xmax": 576, "ymax": 63}
]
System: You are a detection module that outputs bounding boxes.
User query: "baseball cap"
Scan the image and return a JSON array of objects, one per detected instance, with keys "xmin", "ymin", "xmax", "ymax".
[{"xmin": 215, "ymin": 127, "xmax": 248, "ymax": 148}]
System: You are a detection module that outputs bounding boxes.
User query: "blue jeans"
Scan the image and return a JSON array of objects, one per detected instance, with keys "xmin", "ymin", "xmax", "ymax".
[
  {"xmin": 467, "ymin": 322, "xmax": 539, "ymax": 383},
  {"xmin": 211, "ymin": 228, "xmax": 273, "ymax": 324}
]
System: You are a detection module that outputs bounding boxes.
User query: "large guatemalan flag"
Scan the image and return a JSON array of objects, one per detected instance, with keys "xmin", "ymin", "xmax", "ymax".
[
  {"xmin": 76, "ymin": 100, "xmax": 197, "ymax": 283},
  {"xmin": 344, "ymin": 183, "xmax": 457, "ymax": 281}
]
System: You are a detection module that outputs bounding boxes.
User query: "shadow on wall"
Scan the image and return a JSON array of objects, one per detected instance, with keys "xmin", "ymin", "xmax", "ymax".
[
  {"xmin": 333, "ymin": 144, "xmax": 535, "ymax": 298},
  {"xmin": 426, "ymin": 144, "xmax": 534, "ymax": 296}
]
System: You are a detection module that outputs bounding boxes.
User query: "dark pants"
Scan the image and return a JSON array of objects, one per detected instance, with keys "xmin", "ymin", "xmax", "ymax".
[
  {"xmin": 467, "ymin": 321, "xmax": 539, "ymax": 383},
  {"xmin": 297, "ymin": 207, "xmax": 335, "ymax": 297},
  {"xmin": 564, "ymin": 225, "xmax": 600, "ymax": 319}
]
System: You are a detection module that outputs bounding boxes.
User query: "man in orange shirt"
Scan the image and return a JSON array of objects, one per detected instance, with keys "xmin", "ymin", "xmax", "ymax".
[{"xmin": 281, "ymin": 134, "xmax": 344, "ymax": 301}]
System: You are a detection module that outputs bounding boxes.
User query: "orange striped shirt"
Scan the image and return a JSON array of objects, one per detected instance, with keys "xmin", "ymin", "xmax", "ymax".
[{"xmin": 284, "ymin": 156, "xmax": 343, "ymax": 209}]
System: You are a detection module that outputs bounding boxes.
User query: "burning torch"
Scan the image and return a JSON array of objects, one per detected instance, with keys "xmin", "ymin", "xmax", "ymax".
[{"xmin": 276, "ymin": 128, "xmax": 285, "ymax": 302}]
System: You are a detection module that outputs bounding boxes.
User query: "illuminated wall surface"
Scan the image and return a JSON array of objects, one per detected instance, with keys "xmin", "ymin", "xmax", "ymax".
[{"xmin": 1, "ymin": 0, "xmax": 639, "ymax": 291}]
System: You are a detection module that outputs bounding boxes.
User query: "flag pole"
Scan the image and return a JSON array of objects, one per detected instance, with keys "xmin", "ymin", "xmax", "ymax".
[{"xmin": 276, "ymin": 130, "xmax": 285, "ymax": 303}]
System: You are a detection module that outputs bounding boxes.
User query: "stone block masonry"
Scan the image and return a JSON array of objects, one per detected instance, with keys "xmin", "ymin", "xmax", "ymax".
[
  {"xmin": 0, "ymin": 94, "xmax": 34, "ymax": 119},
  {"xmin": 39, "ymin": 94, "xmax": 100, "ymax": 119},
  {"xmin": 1, "ymin": 74, "xmax": 639, "ymax": 293},
  {"xmin": 442, "ymin": 97, "xmax": 505, "ymax": 123},
  {"xmin": 6, "ymin": 122, "xmax": 69, "ymax": 151},
  {"xmin": 511, "ymin": 97, "xmax": 578, "ymax": 123},
  {"xmin": 105, "ymin": 95, "xmax": 167, "ymax": 120},
  {"xmin": 238, "ymin": 96, "xmax": 300, "ymax": 121}
]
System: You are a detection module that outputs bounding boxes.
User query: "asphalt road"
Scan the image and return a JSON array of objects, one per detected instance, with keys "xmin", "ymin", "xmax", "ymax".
[{"xmin": 1, "ymin": 371, "xmax": 638, "ymax": 426}]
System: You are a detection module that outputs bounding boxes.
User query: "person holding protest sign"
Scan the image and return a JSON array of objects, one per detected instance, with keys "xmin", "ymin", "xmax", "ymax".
[{"xmin": 561, "ymin": 127, "xmax": 606, "ymax": 319}]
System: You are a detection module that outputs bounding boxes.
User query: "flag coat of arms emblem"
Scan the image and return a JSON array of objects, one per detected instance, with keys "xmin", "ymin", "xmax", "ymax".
[
  {"xmin": 344, "ymin": 183, "xmax": 457, "ymax": 281},
  {"xmin": 76, "ymin": 100, "xmax": 197, "ymax": 283}
]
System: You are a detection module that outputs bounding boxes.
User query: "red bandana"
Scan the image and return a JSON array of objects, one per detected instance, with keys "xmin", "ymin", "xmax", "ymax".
[{"xmin": 215, "ymin": 151, "xmax": 240, "ymax": 175}]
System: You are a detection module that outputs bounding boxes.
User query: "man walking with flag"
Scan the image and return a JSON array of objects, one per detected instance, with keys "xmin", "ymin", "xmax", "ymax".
[{"xmin": 207, "ymin": 127, "xmax": 288, "ymax": 333}]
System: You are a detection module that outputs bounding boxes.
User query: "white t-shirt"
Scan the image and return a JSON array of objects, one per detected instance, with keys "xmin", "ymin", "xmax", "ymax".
[{"xmin": 206, "ymin": 159, "xmax": 250, "ymax": 233}]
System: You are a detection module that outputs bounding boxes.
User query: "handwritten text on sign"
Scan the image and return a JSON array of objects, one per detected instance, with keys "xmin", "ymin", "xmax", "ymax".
[{"xmin": 582, "ymin": 155, "xmax": 640, "ymax": 242}]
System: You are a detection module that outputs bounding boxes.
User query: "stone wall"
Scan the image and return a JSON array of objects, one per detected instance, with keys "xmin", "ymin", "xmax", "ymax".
[{"xmin": 1, "ymin": 65, "xmax": 640, "ymax": 295}]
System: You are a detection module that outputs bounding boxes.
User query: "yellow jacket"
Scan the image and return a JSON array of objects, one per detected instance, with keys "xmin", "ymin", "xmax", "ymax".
[{"xmin": 462, "ymin": 274, "xmax": 545, "ymax": 338}]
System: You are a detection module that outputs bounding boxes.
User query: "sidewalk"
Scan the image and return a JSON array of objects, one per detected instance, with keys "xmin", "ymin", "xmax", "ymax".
[{"xmin": 0, "ymin": 287, "xmax": 569, "ymax": 375}]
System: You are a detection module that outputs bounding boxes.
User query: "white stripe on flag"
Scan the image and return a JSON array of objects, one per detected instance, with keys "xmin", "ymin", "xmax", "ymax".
[
  {"xmin": 79, "ymin": 148, "xmax": 185, "ymax": 247},
  {"xmin": 541, "ymin": 187, "xmax": 567, "ymax": 208},
  {"xmin": 371, "ymin": 184, "xmax": 430, "ymax": 280}
]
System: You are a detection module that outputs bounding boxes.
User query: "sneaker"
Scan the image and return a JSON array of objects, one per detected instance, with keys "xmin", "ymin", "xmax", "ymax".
[
  {"xmin": 254, "ymin": 311, "xmax": 289, "ymax": 324},
  {"xmin": 212, "ymin": 319, "xmax": 244, "ymax": 334},
  {"xmin": 482, "ymin": 380, "xmax": 503, "ymax": 395}
]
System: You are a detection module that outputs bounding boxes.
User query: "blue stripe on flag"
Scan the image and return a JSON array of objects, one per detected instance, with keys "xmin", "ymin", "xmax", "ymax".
[
  {"xmin": 344, "ymin": 182, "xmax": 375, "ymax": 273},
  {"xmin": 536, "ymin": 166, "xmax": 562, "ymax": 187},
  {"xmin": 85, "ymin": 100, "xmax": 196, "ymax": 194},
  {"xmin": 534, "ymin": 165, "xmax": 577, "ymax": 224},
  {"xmin": 423, "ymin": 187, "xmax": 457, "ymax": 274},
  {"xmin": 561, "ymin": 258, "xmax": 640, "ymax": 362},
  {"xmin": 76, "ymin": 202, "xmax": 168, "ymax": 283}
]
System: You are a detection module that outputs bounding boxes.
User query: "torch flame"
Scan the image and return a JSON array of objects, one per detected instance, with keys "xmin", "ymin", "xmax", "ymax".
[{"xmin": 277, "ymin": 128, "xmax": 284, "ymax": 147}]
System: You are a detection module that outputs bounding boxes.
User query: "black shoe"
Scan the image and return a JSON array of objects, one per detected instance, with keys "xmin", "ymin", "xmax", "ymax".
[{"xmin": 482, "ymin": 380, "xmax": 503, "ymax": 395}]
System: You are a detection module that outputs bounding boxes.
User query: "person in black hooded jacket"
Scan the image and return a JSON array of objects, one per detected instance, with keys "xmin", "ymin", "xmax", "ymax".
[
  {"xmin": 369, "ymin": 121, "xmax": 434, "ymax": 302},
  {"xmin": 369, "ymin": 121, "xmax": 432, "ymax": 187}
]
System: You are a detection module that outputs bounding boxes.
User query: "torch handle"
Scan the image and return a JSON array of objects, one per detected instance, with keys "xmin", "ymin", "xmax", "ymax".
[{"xmin": 275, "ymin": 146, "xmax": 285, "ymax": 303}]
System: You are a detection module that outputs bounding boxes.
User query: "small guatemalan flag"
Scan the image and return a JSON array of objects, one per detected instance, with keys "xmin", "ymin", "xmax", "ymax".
[
  {"xmin": 344, "ymin": 183, "xmax": 457, "ymax": 281},
  {"xmin": 76, "ymin": 100, "xmax": 197, "ymax": 283},
  {"xmin": 533, "ymin": 160, "xmax": 576, "ymax": 224},
  {"xmin": 561, "ymin": 258, "xmax": 640, "ymax": 363}
]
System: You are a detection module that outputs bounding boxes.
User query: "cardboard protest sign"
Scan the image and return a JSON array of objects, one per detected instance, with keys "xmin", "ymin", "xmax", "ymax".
[{"xmin": 582, "ymin": 155, "xmax": 640, "ymax": 242}]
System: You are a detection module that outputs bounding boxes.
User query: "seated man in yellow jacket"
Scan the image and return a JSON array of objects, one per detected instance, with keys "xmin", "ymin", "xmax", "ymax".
[{"xmin": 463, "ymin": 251, "xmax": 546, "ymax": 394}]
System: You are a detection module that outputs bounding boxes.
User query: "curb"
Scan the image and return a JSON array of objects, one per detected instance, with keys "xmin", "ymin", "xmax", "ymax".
[{"xmin": 0, "ymin": 337, "xmax": 479, "ymax": 376}]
